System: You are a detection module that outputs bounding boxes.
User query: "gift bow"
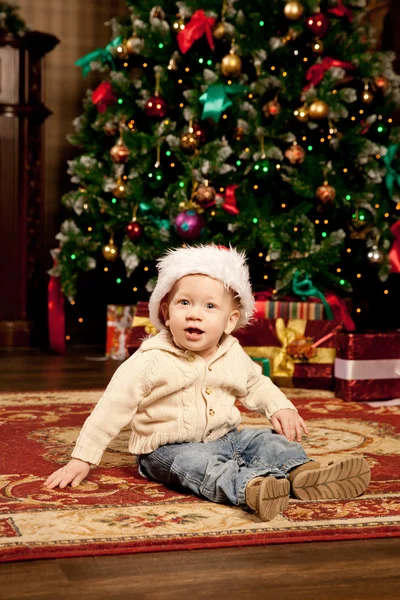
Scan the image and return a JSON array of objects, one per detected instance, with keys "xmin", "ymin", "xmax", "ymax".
[
  {"xmin": 303, "ymin": 56, "xmax": 354, "ymax": 91},
  {"xmin": 383, "ymin": 144, "xmax": 400, "ymax": 197},
  {"xmin": 292, "ymin": 271, "xmax": 334, "ymax": 320},
  {"xmin": 328, "ymin": 0, "xmax": 353, "ymax": 22},
  {"xmin": 242, "ymin": 319, "xmax": 337, "ymax": 386},
  {"xmin": 75, "ymin": 36, "xmax": 123, "ymax": 77},
  {"xmin": 92, "ymin": 81, "xmax": 116, "ymax": 113},
  {"xmin": 200, "ymin": 83, "xmax": 247, "ymax": 123},
  {"xmin": 177, "ymin": 10, "xmax": 216, "ymax": 54},
  {"xmin": 389, "ymin": 221, "xmax": 400, "ymax": 273},
  {"xmin": 132, "ymin": 316, "xmax": 159, "ymax": 336}
]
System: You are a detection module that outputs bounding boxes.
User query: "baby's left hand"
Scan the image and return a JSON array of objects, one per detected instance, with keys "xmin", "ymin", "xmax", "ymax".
[{"xmin": 270, "ymin": 409, "xmax": 309, "ymax": 442}]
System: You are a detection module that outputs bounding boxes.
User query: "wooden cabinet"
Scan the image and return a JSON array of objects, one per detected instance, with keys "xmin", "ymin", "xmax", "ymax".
[{"xmin": 0, "ymin": 31, "xmax": 59, "ymax": 346}]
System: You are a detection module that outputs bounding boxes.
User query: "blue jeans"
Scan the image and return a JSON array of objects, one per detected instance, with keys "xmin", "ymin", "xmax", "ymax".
[{"xmin": 139, "ymin": 428, "xmax": 310, "ymax": 508}]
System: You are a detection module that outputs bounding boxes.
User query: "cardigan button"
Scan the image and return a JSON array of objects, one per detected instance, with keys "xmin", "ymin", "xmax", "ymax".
[
  {"xmin": 208, "ymin": 366, "xmax": 212, "ymax": 371},
  {"xmin": 205, "ymin": 387, "xmax": 212, "ymax": 395},
  {"xmin": 209, "ymin": 409, "xmax": 215, "ymax": 416},
  {"xmin": 187, "ymin": 354, "xmax": 195, "ymax": 362}
]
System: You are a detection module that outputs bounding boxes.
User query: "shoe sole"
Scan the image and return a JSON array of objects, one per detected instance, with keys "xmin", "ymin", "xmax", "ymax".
[
  {"xmin": 257, "ymin": 477, "xmax": 290, "ymax": 521},
  {"xmin": 291, "ymin": 457, "xmax": 371, "ymax": 501}
]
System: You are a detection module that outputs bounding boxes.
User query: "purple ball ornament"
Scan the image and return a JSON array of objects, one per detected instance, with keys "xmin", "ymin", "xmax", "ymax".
[{"xmin": 174, "ymin": 209, "xmax": 205, "ymax": 241}]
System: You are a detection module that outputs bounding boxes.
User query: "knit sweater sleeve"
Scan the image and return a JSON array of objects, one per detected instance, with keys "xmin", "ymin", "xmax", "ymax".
[
  {"xmin": 238, "ymin": 349, "xmax": 297, "ymax": 419},
  {"xmin": 71, "ymin": 350, "xmax": 149, "ymax": 465}
]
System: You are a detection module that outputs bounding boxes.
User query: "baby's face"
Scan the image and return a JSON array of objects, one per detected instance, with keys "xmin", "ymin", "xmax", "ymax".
[{"xmin": 162, "ymin": 275, "xmax": 240, "ymax": 360}]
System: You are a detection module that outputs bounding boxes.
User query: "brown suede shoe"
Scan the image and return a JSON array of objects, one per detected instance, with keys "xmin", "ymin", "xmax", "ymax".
[
  {"xmin": 289, "ymin": 457, "xmax": 371, "ymax": 501},
  {"xmin": 246, "ymin": 476, "xmax": 290, "ymax": 521}
]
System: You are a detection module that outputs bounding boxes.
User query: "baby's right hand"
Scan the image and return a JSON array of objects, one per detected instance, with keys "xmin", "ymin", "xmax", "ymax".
[{"xmin": 44, "ymin": 458, "xmax": 91, "ymax": 489}]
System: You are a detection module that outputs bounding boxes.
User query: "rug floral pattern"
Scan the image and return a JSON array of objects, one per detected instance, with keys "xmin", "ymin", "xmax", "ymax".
[{"xmin": 0, "ymin": 390, "xmax": 399, "ymax": 562}]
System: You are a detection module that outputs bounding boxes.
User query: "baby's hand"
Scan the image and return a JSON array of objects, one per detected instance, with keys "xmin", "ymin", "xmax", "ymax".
[
  {"xmin": 44, "ymin": 458, "xmax": 91, "ymax": 489},
  {"xmin": 270, "ymin": 409, "xmax": 309, "ymax": 443}
]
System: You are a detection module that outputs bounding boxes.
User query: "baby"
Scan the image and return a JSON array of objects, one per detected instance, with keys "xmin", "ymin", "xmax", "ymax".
[{"xmin": 45, "ymin": 245, "xmax": 371, "ymax": 521}]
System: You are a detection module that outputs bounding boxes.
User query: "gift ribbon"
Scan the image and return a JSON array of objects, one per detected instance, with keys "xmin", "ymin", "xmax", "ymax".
[
  {"xmin": 250, "ymin": 357, "xmax": 271, "ymax": 377},
  {"xmin": 389, "ymin": 220, "xmax": 400, "ymax": 273},
  {"xmin": 177, "ymin": 9, "xmax": 216, "ymax": 54},
  {"xmin": 48, "ymin": 258, "xmax": 65, "ymax": 354},
  {"xmin": 328, "ymin": 0, "xmax": 353, "ymax": 22},
  {"xmin": 200, "ymin": 83, "xmax": 247, "ymax": 123},
  {"xmin": 303, "ymin": 56, "xmax": 354, "ymax": 91},
  {"xmin": 132, "ymin": 316, "xmax": 158, "ymax": 336},
  {"xmin": 243, "ymin": 318, "xmax": 336, "ymax": 387},
  {"xmin": 335, "ymin": 358, "xmax": 400, "ymax": 380},
  {"xmin": 383, "ymin": 144, "xmax": 400, "ymax": 197},
  {"xmin": 75, "ymin": 36, "xmax": 123, "ymax": 77},
  {"xmin": 92, "ymin": 81, "xmax": 116, "ymax": 113},
  {"xmin": 292, "ymin": 271, "xmax": 334, "ymax": 320}
]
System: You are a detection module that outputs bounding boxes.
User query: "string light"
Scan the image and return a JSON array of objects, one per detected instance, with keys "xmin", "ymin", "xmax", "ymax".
[
  {"xmin": 337, "ymin": 268, "xmax": 341, "ymax": 273},
  {"xmin": 294, "ymin": 227, "xmax": 298, "ymax": 232},
  {"xmin": 227, "ymin": 80, "xmax": 232, "ymax": 85},
  {"xmin": 71, "ymin": 254, "xmax": 76, "ymax": 260},
  {"xmin": 324, "ymin": 219, "xmax": 329, "ymax": 224},
  {"xmin": 185, "ymin": 67, "xmax": 190, "ymax": 72},
  {"xmin": 70, "ymin": 300, "xmax": 75, "ymax": 305},
  {"xmin": 384, "ymin": 289, "xmax": 389, "ymax": 294},
  {"xmin": 346, "ymin": 194, "xmax": 351, "ymax": 201},
  {"xmin": 207, "ymin": 60, "xmax": 212, "ymax": 66},
  {"xmin": 359, "ymin": 109, "xmax": 364, "ymax": 115},
  {"xmin": 78, "ymin": 318, "xmax": 83, "ymax": 323},
  {"xmin": 258, "ymin": 252, "xmax": 263, "ymax": 257},
  {"xmin": 384, "ymin": 212, "xmax": 389, "ymax": 217},
  {"xmin": 259, "ymin": 20, "xmax": 265, "ymax": 26},
  {"xmin": 179, "ymin": 103, "xmax": 184, "ymax": 108},
  {"xmin": 144, "ymin": 266, "xmax": 149, "ymax": 272},
  {"xmin": 170, "ymin": 162, "xmax": 175, "ymax": 167},
  {"xmin": 123, "ymin": 62, "xmax": 128, "ymax": 67},
  {"xmin": 222, "ymin": 114, "xmax": 228, "ymax": 119},
  {"xmin": 346, "ymin": 248, "xmax": 352, "ymax": 253},
  {"xmin": 321, "ymin": 232, "xmax": 327, "ymax": 237},
  {"xmin": 315, "ymin": 219, "xmax": 320, "ymax": 224},
  {"xmin": 343, "ymin": 168, "xmax": 348, "ymax": 173},
  {"xmin": 271, "ymin": 66, "xmax": 276, "ymax": 71},
  {"xmin": 281, "ymin": 203, "xmax": 286, "ymax": 208},
  {"xmin": 248, "ymin": 93, "xmax": 253, "ymax": 99},
  {"xmin": 179, "ymin": 181, "xmax": 185, "ymax": 188},
  {"xmin": 340, "ymin": 279, "xmax": 345, "ymax": 285},
  {"xmin": 87, "ymin": 226, "xmax": 92, "ymax": 232},
  {"xmin": 357, "ymin": 273, "xmax": 362, "ymax": 278},
  {"xmin": 66, "ymin": 335, "xmax": 71, "ymax": 341},
  {"xmin": 133, "ymin": 287, "xmax": 138, "ymax": 292},
  {"xmin": 219, "ymin": 187, "xmax": 224, "ymax": 192},
  {"xmin": 320, "ymin": 137, "xmax": 325, "ymax": 143},
  {"xmin": 375, "ymin": 203, "xmax": 380, "ymax": 209},
  {"xmin": 303, "ymin": 57, "xmax": 308, "ymax": 62},
  {"xmin": 158, "ymin": 43, "xmax": 164, "ymax": 49},
  {"xmin": 351, "ymin": 116, "xmax": 356, "ymax": 121},
  {"xmin": 104, "ymin": 267, "xmax": 108, "ymax": 272},
  {"xmin": 116, "ymin": 278, "xmax": 122, "ymax": 284},
  {"xmin": 253, "ymin": 218, "xmax": 258, "ymax": 223},
  {"xmin": 254, "ymin": 185, "xmax": 258, "ymax": 190},
  {"xmin": 282, "ymin": 72, "xmax": 288, "ymax": 77},
  {"xmin": 143, "ymin": 62, "xmax": 148, "ymax": 67},
  {"xmin": 263, "ymin": 275, "xmax": 268, "ymax": 279},
  {"xmin": 118, "ymin": 99, "xmax": 123, "ymax": 104},
  {"xmin": 178, "ymin": 79, "xmax": 183, "ymax": 84},
  {"xmin": 211, "ymin": 211, "xmax": 216, "ymax": 216},
  {"xmin": 388, "ymin": 118, "xmax": 393, "ymax": 123}
]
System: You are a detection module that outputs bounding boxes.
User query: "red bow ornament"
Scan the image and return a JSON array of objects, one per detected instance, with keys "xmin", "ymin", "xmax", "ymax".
[
  {"xmin": 389, "ymin": 221, "xmax": 400, "ymax": 273},
  {"xmin": 328, "ymin": 0, "xmax": 353, "ymax": 22},
  {"xmin": 303, "ymin": 56, "xmax": 354, "ymax": 91},
  {"xmin": 221, "ymin": 184, "xmax": 239, "ymax": 215},
  {"xmin": 177, "ymin": 10, "xmax": 216, "ymax": 54},
  {"xmin": 92, "ymin": 81, "xmax": 117, "ymax": 113}
]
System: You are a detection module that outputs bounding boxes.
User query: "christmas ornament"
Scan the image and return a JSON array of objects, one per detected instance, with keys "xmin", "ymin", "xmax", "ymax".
[
  {"xmin": 374, "ymin": 75, "xmax": 389, "ymax": 91},
  {"xmin": 180, "ymin": 126, "xmax": 200, "ymax": 153},
  {"xmin": 200, "ymin": 83, "xmax": 246, "ymax": 123},
  {"xmin": 172, "ymin": 16, "xmax": 185, "ymax": 31},
  {"xmin": 253, "ymin": 159, "xmax": 271, "ymax": 178},
  {"xmin": 234, "ymin": 126, "xmax": 245, "ymax": 141},
  {"xmin": 196, "ymin": 183, "xmax": 216, "ymax": 204},
  {"xmin": 349, "ymin": 214, "xmax": 373, "ymax": 240},
  {"xmin": 294, "ymin": 105, "xmax": 309, "ymax": 122},
  {"xmin": 126, "ymin": 220, "xmax": 143, "ymax": 241},
  {"xmin": 262, "ymin": 98, "xmax": 281, "ymax": 118},
  {"xmin": 307, "ymin": 10, "xmax": 330, "ymax": 38},
  {"xmin": 75, "ymin": 36, "xmax": 123, "ymax": 78},
  {"xmin": 213, "ymin": 20, "xmax": 227, "ymax": 40},
  {"xmin": 361, "ymin": 84, "xmax": 374, "ymax": 104},
  {"xmin": 284, "ymin": 1, "xmax": 304, "ymax": 21},
  {"xmin": 316, "ymin": 180, "xmax": 336, "ymax": 203},
  {"xmin": 174, "ymin": 209, "xmax": 205, "ymax": 241},
  {"xmin": 221, "ymin": 184, "xmax": 239, "ymax": 215},
  {"xmin": 284, "ymin": 143, "xmax": 306, "ymax": 164},
  {"xmin": 113, "ymin": 177, "xmax": 126, "ymax": 198},
  {"xmin": 367, "ymin": 244, "xmax": 384, "ymax": 265},
  {"xmin": 102, "ymin": 235, "xmax": 118, "ymax": 261},
  {"xmin": 150, "ymin": 6, "xmax": 165, "ymax": 20},
  {"xmin": 221, "ymin": 49, "xmax": 242, "ymax": 77},
  {"xmin": 147, "ymin": 168, "xmax": 164, "ymax": 188},
  {"xmin": 126, "ymin": 37, "xmax": 138, "ymax": 54},
  {"xmin": 304, "ymin": 57, "xmax": 354, "ymax": 91},
  {"xmin": 145, "ymin": 95, "xmax": 168, "ymax": 118},
  {"xmin": 311, "ymin": 37, "xmax": 324, "ymax": 55},
  {"xmin": 167, "ymin": 55, "xmax": 179, "ymax": 70},
  {"xmin": 177, "ymin": 9, "xmax": 216, "ymax": 54},
  {"xmin": 103, "ymin": 121, "xmax": 118, "ymax": 136},
  {"xmin": 110, "ymin": 138, "xmax": 130, "ymax": 163},
  {"xmin": 308, "ymin": 99, "xmax": 329, "ymax": 120},
  {"xmin": 328, "ymin": 0, "xmax": 353, "ymax": 22},
  {"xmin": 92, "ymin": 81, "xmax": 116, "ymax": 113},
  {"xmin": 193, "ymin": 123, "xmax": 206, "ymax": 144}
]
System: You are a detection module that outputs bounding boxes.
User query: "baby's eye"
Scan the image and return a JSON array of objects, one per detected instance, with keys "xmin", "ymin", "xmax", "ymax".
[
  {"xmin": 206, "ymin": 303, "xmax": 215, "ymax": 309},
  {"xmin": 179, "ymin": 299, "xmax": 189, "ymax": 305}
]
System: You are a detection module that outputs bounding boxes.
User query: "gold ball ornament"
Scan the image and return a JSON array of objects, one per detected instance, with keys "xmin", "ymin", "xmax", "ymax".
[
  {"xmin": 308, "ymin": 100, "xmax": 329, "ymax": 120},
  {"xmin": 284, "ymin": 143, "xmax": 306, "ymax": 164},
  {"xmin": 284, "ymin": 1, "xmax": 304, "ymax": 21},
  {"xmin": 262, "ymin": 99, "xmax": 282, "ymax": 118},
  {"xmin": 102, "ymin": 238, "xmax": 118, "ymax": 261},
  {"xmin": 172, "ymin": 18, "xmax": 185, "ymax": 31},
  {"xmin": 294, "ymin": 105, "xmax": 309, "ymax": 122},
  {"xmin": 316, "ymin": 180, "xmax": 336, "ymax": 204},
  {"xmin": 311, "ymin": 37, "xmax": 324, "ymax": 54},
  {"xmin": 110, "ymin": 138, "xmax": 130, "ymax": 163},
  {"xmin": 113, "ymin": 178, "xmax": 126, "ymax": 198},
  {"xmin": 213, "ymin": 21, "xmax": 226, "ymax": 40},
  {"xmin": 125, "ymin": 37, "xmax": 137, "ymax": 55},
  {"xmin": 361, "ymin": 87, "xmax": 374, "ymax": 104},
  {"xmin": 367, "ymin": 244, "xmax": 385, "ymax": 265},
  {"xmin": 180, "ymin": 129, "xmax": 200, "ymax": 153},
  {"xmin": 196, "ymin": 185, "xmax": 216, "ymax": 204},
  {"xmin": 221, "ymin": 51, "xmax": 242, "ymax": 77}
]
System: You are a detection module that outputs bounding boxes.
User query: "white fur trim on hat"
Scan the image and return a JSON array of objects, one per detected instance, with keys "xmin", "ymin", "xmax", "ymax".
[{"xmin": 149, "ymin": 245, "xmax": 254, "ymax": 331}]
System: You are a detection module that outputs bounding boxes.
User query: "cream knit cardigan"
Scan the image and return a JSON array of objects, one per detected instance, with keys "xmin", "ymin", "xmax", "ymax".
[{"xmin": 72, "ymin": 330, "xmax": 297, "ymax": 465}]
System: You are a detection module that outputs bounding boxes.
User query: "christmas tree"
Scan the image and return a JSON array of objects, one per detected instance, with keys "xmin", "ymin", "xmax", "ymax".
[{"xmin": 50, "ymin": 0, "xmax": 400, "ymax": 330}]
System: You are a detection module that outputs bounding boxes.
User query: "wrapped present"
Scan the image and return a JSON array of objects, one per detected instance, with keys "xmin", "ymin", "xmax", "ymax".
[
  {"xmin": 251, "ymin": 357, "xmax": 270, "ymax": 377},
  {"xmin": 106, "ymin": 305, "xmax": 135, "ymax": 360},
  {"xmin": 335, "ymin": 332, "xmax": 400, "ymax": 401},
  {"xmin": 234, "ymin": 318, "xmax": 342, "ymax": 389},
  {"xmin": 126, "ymin": 302, "xmax": 158, "ymax": 356}
]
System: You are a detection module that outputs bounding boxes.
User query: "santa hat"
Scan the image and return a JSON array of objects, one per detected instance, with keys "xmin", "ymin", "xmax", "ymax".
[{"xmin": 149, "ymin": 245, "xmax": 254, "ymax": 331}]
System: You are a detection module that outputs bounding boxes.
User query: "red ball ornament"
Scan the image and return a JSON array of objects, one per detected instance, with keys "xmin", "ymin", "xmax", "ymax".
[
  {"xmin": 307, "ymin": 11, "xmax": 330, "ymax": 38},
  {"xmin": 174, "ymin": 209, "xmax": 205, "ymax": 241},
  {"xmin": 316, "ymin": 180, "xmax": 336, "ymax": 204},
  {"xmin": 145, "ymin": 95, "xmax": 168, "ymax": 118},
  {"xmin": 284, "ymin": 143, "xmax": 306, "ymax": 164},
  {"xmin": 110, "ymin": 139, "xmax": 130, "ymax": 163},
  {"xmin": 126, "ymin": 220, "xmax": 143, "ymax": 241}
]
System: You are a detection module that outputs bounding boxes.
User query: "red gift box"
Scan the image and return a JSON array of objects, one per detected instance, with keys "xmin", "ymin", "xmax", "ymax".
[
  {"xmin": 106, "ymin": 305, "xmax": 135, "ymax": 360},
  {"xmin": 234, "ymin": 318, "xmax": 342, "ymax": 390},
  {"xmin": 126, "ymin": 302, "xmax": 158, "ymax": 356},
  {"xmin": 335, "ymin": 332, "xmax": 400, "ymax": 401}
]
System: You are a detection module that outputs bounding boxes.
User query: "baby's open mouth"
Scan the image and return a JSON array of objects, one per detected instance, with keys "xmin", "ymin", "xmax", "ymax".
[{"xmin": 185, "ymin": 327, "xmax": 204, "ymax": 336}]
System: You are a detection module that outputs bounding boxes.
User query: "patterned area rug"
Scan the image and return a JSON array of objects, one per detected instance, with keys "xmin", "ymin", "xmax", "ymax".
[{"xmin": 0, "ymin": 390, "xmax": 399, "ymax": 562}]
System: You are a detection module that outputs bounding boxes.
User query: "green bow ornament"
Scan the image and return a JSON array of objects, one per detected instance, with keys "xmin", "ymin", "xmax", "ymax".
[
  {"xmin": 199, "ymin": 83, "xmax": 247, "ymax": 123},
  {"xmin": 383, "ymin": 144, "xmax": 400, "ymax": 197},
  {"xmin": 75, "ymin": 36, "xmax": 123, "ymax": 77},
  {"xmin": 292, "ymin": 271, "xmax": 334, "ymax": 320}
]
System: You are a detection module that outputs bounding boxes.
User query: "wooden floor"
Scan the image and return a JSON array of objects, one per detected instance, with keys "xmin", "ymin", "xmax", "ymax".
[{"xmin": 1, "ymin": 348, "xmax": 399, "ymax": 600}]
